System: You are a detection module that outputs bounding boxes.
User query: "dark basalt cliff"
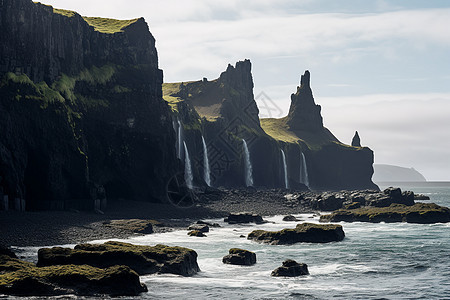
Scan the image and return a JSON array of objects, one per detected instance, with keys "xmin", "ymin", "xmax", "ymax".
[
  {"xmin": 0, "ymin": 0, "xmax": 177, "ymax": 209},
  {"xmin": 164, "ymin": 60, "xmax": 290, "ymax": 188},
  {"xmin": 165, "ymin": 65, "xmax": 378, "ymax": 191}
]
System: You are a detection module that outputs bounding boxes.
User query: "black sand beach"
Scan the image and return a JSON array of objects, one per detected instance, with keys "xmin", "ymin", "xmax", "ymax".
[{"xmin": 0, "ymin": 189, "xmax": 312, "ymax": 247}]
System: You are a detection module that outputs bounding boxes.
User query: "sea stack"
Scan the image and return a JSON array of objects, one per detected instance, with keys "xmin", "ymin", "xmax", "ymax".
[{"xmin": 351, "ymin": 131, "xmax": 361, "ymax": 147}]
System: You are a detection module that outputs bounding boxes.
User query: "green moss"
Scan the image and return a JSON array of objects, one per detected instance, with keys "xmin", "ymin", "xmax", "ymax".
[
  {"xmin": 53, "ymin": 8, "xmax": 76, "ymax": 18},
  {"xmin": 113, "ymin": 85, "xmax": 131, "ymax": 93},
  {"xmin": 320, "ymin": 203, "xmax": 450, "ymax": 223},
  {"xmin": 82, "ymin": 17, "xmax": 140, "ymax": 34},
  {"xmin": 78, "ymin": 64, "xmax": 116, "ymax": 85}
]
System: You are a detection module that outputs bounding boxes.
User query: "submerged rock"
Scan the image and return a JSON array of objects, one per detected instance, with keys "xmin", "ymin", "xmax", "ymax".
[
  {"xmin": 0, "ymin": 255, "xmax": 147, "ymax": 296},
  {"xmin": 224, "ymin": 212, "xmax": 265, "ymax": 224},
  {"xmin": 188, "ymin": 230, "xmax": 207, "ymax": 237},
  {"xmin": 271, "ymin": 259, "xmax": 309, "ymax": 277},
  {"xmin": 188, "ymin": 224, "xmax": 209, "ymax": 233},
  {"xmin": 222, "ymin": 248, "xmax": 256, "ymax": 266},
  {"xmin": 282, "ymin": 215, "xmax": 300, "ymax": 222},
  {"xmin": 247, "ymin": 223, "xmax": 345, "ymax": 245},
  {"xmin": 37, "ymin": 241, "xmax": 200, "ymax": 276},
  {"xmin": 320, "ymin": 203, "xmax": 450, "ymax": 224}
]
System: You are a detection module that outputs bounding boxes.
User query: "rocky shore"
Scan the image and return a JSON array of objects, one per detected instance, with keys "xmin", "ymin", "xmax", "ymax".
[{"xmin": 0, "ymin": 186, "xmax": 438, "ymax": 248}]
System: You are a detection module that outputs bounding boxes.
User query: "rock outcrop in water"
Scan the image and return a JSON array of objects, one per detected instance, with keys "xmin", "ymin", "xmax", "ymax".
[
  {"xmin": 0, "ymin": 253, "xmax": 147, "ymax": 296},
  {"xmin": 37, "ymin": 241, "xmax": 200, "ymax": 276},
  {"xmin": 320, "ymin": 203, "xmax": 450, "ymax": 224},
  {"xmin": 247, "ymin": 223, "xmax": 345, "ymax": 245},
  {"xmin": 222, "ymin": 248, "xmax": 257, "ymax": 266},
  {"xmin": 271, "ymin": 259, "xmax": 309, "ymax": 277},
  {"xmin": 0, "ymin": 0, "xmax": 177, "ymax": 209}
]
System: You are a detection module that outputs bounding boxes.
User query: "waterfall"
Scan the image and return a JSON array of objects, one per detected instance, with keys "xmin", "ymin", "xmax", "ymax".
[
  {"xmin": 202, "ymin": 136, "xmax": 211, "ymax": 186},
  {"xmin": 280, "ymin": 149, "xmax": 289, "ymax": 189},
  {"xmin": 183, "ymin": 141, "xmax": 193, "ymax": 189},
  {"xmin": 242, "ymin": 139, "xmax": 253, "ymax": 187},
  {"xmin": 177, "ymin": 120, "xmax": 183, "ymax": 159},
  {"xmin": 300, "ymin": 152, "xmax": 309, "ymax": 187}
]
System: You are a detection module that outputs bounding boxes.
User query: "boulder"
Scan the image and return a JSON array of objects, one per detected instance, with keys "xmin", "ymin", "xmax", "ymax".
[
  {"xmin": 103, "ymin": 219, "xmax": 154, "ymax": 234},
  {"xmin": 282, "ymin": 215, "xmax": 300, "ymax": 222},
  {"xmin": 188, "ymin": 224, "xmax": 209, "ymax": 233},
  {"xmin": 37, "ymin": 241, "xmax": 200, "ymax": 276},
  {"xmin": 196, "ymin": 220, "xmax": 221, "ymax": 227},
  {"xmin": 414, "ymin": 194, "xmax": 430, "ymax": 201},
  {"xmin": 187, "ymin": 230, "xmax": 206, "ymax": 237},
  {"xmin": 222, "ymin": 248, "xmax": 256, "ymax": 266},
  {"xmin": 0, "ymin": 255, "xmax": 147, "ymax": 296},
  {"xmin": 247, "ymin": 223, "xmax": 345, "ymax": 245},
  {"xmin": 224, "ymin": 212, "xmax": 265, "ymax": 224},
  {"xmin": 312, "ymin": 193, "xmax": 344, "ymax": 211},
  {"xmin": 320, "ymin": 203, "xmax": 450, "ymax": 224},
  {"xmin": 271, "ymin": 259, "xmax": 309, "ymax": 277}
]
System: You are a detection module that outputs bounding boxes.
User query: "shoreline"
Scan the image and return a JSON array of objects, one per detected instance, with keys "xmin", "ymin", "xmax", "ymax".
[{"xmin": 0, "ymin": 189, "xmax": 314, "ymax": 248}]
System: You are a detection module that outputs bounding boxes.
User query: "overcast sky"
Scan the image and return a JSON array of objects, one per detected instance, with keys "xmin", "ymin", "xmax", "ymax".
[{"xmin": 40, "ymin": 0, "xmax": 450, "ymax": 181}]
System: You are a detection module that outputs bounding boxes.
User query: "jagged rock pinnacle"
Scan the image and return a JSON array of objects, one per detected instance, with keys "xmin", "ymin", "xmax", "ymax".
[
  {"xmin": 351, "ymin": 131, "xmax": 361, "ymax": 147},
  {"xmin": 286, "ymin": 70, "xmax": 323, "ymax": 132},
  {"xmin": 300, "ymin": 70, "xmax": 310, "ymax": 88}
]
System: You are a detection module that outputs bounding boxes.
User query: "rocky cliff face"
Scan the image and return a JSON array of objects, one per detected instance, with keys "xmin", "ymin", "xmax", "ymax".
[
  {"xmin": 165, "ymin": 64, "xmax": 377, "ymax": 191},
  {"xmin": 0, "ymin": 0, "xmax": 177, "ymax": 209},
  {"xmin": 286, "ymin": 71, "xmax": 323, "ymax": 132},
  {"xmin": 164, "ymin": 60, "xmax": 285, "ymax": 188}
]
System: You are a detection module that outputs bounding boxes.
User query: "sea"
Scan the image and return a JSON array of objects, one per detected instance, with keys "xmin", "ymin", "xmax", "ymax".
[{"xmin": 15, "ymin": 182, "xmax": 450, "ymax": 299}]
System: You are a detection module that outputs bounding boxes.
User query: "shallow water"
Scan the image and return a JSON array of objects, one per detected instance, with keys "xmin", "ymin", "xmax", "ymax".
[{"xmin": 14, "ymin": 183, "xmax": 450, "ymax": 299}]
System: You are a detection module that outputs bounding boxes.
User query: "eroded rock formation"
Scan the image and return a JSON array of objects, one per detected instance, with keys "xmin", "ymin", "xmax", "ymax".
[{"xmin": 0, "ymin": 0, "xmax": 177, "ymax": 209}]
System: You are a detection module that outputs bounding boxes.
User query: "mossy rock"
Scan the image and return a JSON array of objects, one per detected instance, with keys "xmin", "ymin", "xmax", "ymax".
[
  {"xmin": 37, "ymin": 241, "xmax": 200, "ymax": 276},
  {"xmin": 247, "ymin": 223, "xmax": 345, "ymax": 245},
  {"xmin": 0, "ymin": 254, "xmax": 146, "ymax": 296},
  {"xmin": 187, "ymin": 230, "xmax": 207, "ymax": 237},
  {"xmin": 320, "ymin": 203, "xmax": 450, "ymax": 224},
  {"xmin": 103, "ymin": 219, "xmax": 154, "ymax": 234},
  {"xmin": 271, "ymin": 259, "xmax": 309, "ymax": 277},
  {"xmin": 222, "ymin": 248, "xmax": 256, "ymax": 266}
]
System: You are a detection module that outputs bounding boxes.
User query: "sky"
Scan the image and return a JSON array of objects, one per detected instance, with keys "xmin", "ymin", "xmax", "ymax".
[{"xmin": 39, "ymin": 0, "xmax": 450, "ymax": 181}]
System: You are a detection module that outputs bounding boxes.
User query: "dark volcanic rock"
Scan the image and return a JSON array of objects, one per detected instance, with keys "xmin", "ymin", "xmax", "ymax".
[
  {"xmin": 247, "ymin": 223, "xmax": 345, "ymax": 245},
  {"xmin": 188, "ymin": 224, "xmax": 210, "ymax": 233},
  {"xmin": 0, "ymin": 0, "xmax": 177, "ymax": 209},
  {"xmin": 271, "ymin": 259, "xmax": 309, "ymax": 277},
  {"xmin": 312, "ymin": 193, "xmax": 345, "ymax": 211},
  {"xmin": 188, "ymin": 230, "xmax": 206, "ymax": 237},
  {"xmin": 282, "ymin": 215, "xmax": 300, "ymax": 222},
  {"xmin": 224, "ymin": 212, "xmax": 265, "ymax": 224},
  {"xmin": 351, "ymin": 131, "xmax": 361, "ymax": 147},
  {"xmin": 222, "ymin": 248, "xmax": 256, "ymax": 266},
  {"xmin": 320, "ymin": 203, "xmax": 450, "ymax": 224},
  {"xmin": 286, "ymin": 70, "xmax": 323, "ymax": 132},
  {"xmin": 0, "ymin": 255, "xmax": 147, "ymax": 296},
  {"xmin": 37, "ymin": 241, "xmax": 200, "ymax": 276}
]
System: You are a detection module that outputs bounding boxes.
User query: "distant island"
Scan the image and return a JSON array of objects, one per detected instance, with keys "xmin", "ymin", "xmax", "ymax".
[{"xmin": 373, "ymin": 164, "xmax": 427, "ymax": 182}]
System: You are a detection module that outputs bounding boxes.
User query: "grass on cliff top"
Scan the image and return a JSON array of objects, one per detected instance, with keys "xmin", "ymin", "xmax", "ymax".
[
  {"xmin": 53, "ymin": 8, "xmax": 76, "ymax": 18},
  {"xmin": 260, "ymin": 117, "xmax": 357, "ymax": 150},
  {"xmin": 83, "ymin": 17, "xmax": 140, "ymax": 34}
]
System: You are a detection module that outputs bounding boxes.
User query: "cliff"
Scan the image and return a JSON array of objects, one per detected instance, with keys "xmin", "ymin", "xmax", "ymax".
[
  {"xmin": 0, "ymin": 0, "xmax": 177, "ymax": 209},
  {"xmin": 261, "ymin": 70, "xmax": 378, "ymax": 190},
  {"xmin": 164, "ymin": 65, "xmax": 378, "ymax": 191},
  {"xmin": 373, "ymin": 164, "xmax": 427, "ymax": 182}
]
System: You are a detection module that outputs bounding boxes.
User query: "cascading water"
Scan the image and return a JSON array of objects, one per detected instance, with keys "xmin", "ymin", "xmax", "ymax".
[
  {"xmin": 300, "ymin": 152, "xmax": 309, "ymax": 187},
  {"xmin": 280, "ymin": 149, "xmax": 289, "ymax": 189},
  {"xmin": 183, "ymin": 141, "xmax": 193, "ymax": 189},
  {"xmin": 177, "ymin": 120, "xmax": 183, "ymax": 159},
  {"xmin": 242, "ymin": 139, "xmax": 253, "ymax": 187},
  {"xmin": 202, "ymin": 136, "xmax": 211, "ymax": 186}
]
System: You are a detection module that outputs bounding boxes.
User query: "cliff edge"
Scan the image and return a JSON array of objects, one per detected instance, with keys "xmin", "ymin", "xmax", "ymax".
[{"xmin": 0, "ymin": 0, "xmax": 177, "ymax": 209}]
